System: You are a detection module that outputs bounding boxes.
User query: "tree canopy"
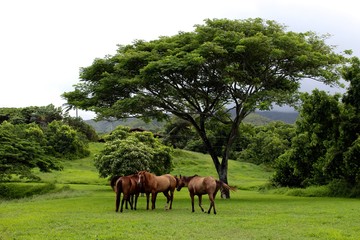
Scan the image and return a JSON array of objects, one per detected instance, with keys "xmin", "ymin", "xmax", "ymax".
[{"xmin": 63, "ymin": 18, "xmax": 346, "ymax": 197}]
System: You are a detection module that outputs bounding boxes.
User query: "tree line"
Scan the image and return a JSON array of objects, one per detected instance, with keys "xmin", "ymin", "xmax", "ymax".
[
  {"xmin": 0, "ymin": 104, "xmax": 98, "ymax": 181},
  {"xmin": 273, "ymin": 57, "xmax": 360, "ymax": 195}
]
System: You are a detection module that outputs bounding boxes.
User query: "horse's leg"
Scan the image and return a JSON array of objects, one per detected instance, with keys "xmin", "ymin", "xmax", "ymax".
[
  {"xmin": 129, "ymin": 194, "xmax": 134, "ymax": 210},
  {"xmin": 190, "ymin": 193, "xmax": 195, "ymax": 212},
  {"xmin": 134, "ymin": 193, "xmax": 139, "ymax": 210},
  {"xmin": 115, "ymin": 191, "xmax": 121, "ymax": 212},
  {"xmin": 212, "ymin": 190, "xmax": 219, "ymax": 214},
  {"xmin": 207, "ymin": 193, "xmax": 216, "ymax": 214},
  {"xmin": 125, "ymin": 195, "xmax": 129, "ymax": 209},
  {"xmin": 151, "ymin": 191, "xmax": 158, "ymax": 210},
  {"xmin": 198, "ymin": 194, "xmax": 205, "ymax": 212},
  {"xmin": 120, "ymin": 196, "xmax": 125, "ymax": 212},
  {"xmin": 146, "ymin": 193, "xmax": 150, "ymax": 210},
  {"xmin": 169, "ymin": 190, "xmax": 174, "ymax": 210},
  {"xmin": 128, "ymin": 194, "xmax": 134, "ymax": 210},
  {"xmin": 163, "ymin": 191, "xmax": 170, "ymax": 210}
]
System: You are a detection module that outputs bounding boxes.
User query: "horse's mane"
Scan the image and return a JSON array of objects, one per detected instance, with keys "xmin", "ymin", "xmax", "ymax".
[
  {"xmin": 139, "ymin": 171, "xmax": 153, "ymax": 184},
  {"xmin": 182, "ymin": 174, "xmax": 199, "ymax": 183}
]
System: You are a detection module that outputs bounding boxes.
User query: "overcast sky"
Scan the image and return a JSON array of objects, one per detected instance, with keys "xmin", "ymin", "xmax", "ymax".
[{"xmin": 1, "ymin": 0, "xmax": 359, "ymax": 119}]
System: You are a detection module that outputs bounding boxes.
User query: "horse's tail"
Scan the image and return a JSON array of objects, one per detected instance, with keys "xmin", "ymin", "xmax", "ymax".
[
  {"xmin": 216, "ymin": 180, "xmax": 237, "ymax": 192},
  {"xmin": 110, "ymin": 175, "xmax": 121, "ymax": 191},
  {"xmin": 115, "ymin": 178, "xmax": 122, "ymax": 212}
]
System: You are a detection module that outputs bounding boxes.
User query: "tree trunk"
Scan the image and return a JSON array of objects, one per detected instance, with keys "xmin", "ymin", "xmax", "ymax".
[
  {"xmin": 190, "ymin": 113, "xmax": 242, "ymax": 199},
  {"xmin": 218, "ymin": 162, "xmax": 230, "ymax": 198},
  {"xmin": 218, "ymin": 109, "xmax": 247, "ymax": 198}
]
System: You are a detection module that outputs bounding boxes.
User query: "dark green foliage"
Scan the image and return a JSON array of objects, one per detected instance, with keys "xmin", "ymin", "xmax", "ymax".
[
  {"xmin": 326, "ymin": 179, "xmax": 360, "ymax": 198},
  {"xmin": 63, "ymin": 117, "xmax": 99, "ymax": 142},
  {"xmin": 272, "ymin": 58, "xmax": 360, "ymax": 190},
  {"xmin": 162, "ymin": 117, "xmax": 193, "ymax": 149},
  {"xmin": 94, "ymin": 126, "xmax": 172, "ymax": 178},
  {"xmin": 272, "ymin": 90, "xmax": 343, "ymax": 187},
  {"xmin": 45, "ymin": 121, "xmax": 90, "ymax": 159},
  {"xmin": 0, "ymin": 107, "xmax": 94, "ymax": 181},
  {"xmin": 237, "ymin": 121, "xmax": 295, "ymax": 165}
]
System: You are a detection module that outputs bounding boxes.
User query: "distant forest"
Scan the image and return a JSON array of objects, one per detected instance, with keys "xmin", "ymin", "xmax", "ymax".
[{"xmin": 86, "ymin": 111, "xmax": 299, "ymax": 134}]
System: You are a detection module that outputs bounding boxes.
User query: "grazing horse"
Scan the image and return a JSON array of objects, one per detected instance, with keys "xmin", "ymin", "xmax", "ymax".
[
  {"xmin": 137, "ymin": 171, "xmax": 177, "ymax": 210},
  {"xmin": 111, "ymin": 174, "xmax": 142, "ymax": 212},
  {"xmin": 176, "ymin": 175, "xmax": 236, "ymax": 214}
]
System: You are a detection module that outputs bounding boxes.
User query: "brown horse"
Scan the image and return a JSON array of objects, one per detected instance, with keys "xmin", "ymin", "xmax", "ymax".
[
  {"xmin": 112, "ymin": 174, "xmax": 142, "ymax": 212},
  {"xmin": 137, "ymin": 171, "xmax": 177, "ymax": 210},
  {"xmin": 110, "ymin": 175, "xmax": 132, "ymax": 210},
  {"xmin": 176, "ymin": 175, "xmax": 236, "ymax": 214}
]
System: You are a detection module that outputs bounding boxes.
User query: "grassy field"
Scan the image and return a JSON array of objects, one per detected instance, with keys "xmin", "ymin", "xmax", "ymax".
[{"xmin": 1, "ymin": 143, "xmax": 360, "ymax": 240}]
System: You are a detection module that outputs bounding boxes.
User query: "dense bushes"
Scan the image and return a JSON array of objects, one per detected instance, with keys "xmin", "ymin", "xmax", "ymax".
[
  {"xmin": 0, "ymin": 122, "xmax": 62, "ymax": 181},
  {"xmin": 45, "ymin": 121, "xmax": 90, "ymax": 159}
]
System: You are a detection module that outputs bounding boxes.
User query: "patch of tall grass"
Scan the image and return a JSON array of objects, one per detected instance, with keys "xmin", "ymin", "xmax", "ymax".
[
  {"xmin": 0, "ymin": 183, "xmax": 58, "ymax": 200},
  {"xmin": 263, "ymin": 179, "xmax": 360, "ymax": 198}
]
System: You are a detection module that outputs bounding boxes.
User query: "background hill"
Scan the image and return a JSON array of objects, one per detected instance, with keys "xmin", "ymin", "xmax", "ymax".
[
  {"xmin": 255, "ymin": 110, "xmax": 298, "ymax": 124},
  {"xmin": 86, "ymin": 111, "xmax": 299, "ymax": 133}
]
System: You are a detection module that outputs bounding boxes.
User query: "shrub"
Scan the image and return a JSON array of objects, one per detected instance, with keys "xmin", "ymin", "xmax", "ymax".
[{"xmin": 94, "ymin": 126, "xmax": 173, "ymax": 178}]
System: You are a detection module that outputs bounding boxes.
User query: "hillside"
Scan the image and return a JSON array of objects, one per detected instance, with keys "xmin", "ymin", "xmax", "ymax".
[{"xmin": 33, "ymin": 143, "xmax": 272, "ymax": 190}]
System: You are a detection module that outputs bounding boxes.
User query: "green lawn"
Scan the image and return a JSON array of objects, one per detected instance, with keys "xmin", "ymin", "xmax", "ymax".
[{"xmin": 1, "ymin": 143, "xmax": 359, "ymax": 240}]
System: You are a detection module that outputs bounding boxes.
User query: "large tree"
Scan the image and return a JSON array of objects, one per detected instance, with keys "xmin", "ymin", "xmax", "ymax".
[{"xmin": 63, "ymin": 18, "xmax": 346, "ymax": 197}]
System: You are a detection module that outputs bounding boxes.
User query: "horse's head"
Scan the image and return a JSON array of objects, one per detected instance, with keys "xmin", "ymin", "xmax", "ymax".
[
  {"xmin": 137, "ymin": 171, "xmax": 147, "ymax": 187},
  {"xmin": 176, "ymin": 175, "xmax": 186, "ymax": 191}
]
